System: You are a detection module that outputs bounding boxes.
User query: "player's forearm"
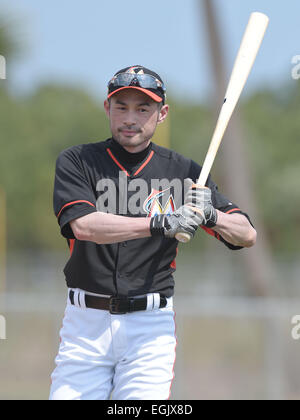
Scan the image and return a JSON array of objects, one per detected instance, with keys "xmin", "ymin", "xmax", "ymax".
[
  {"xmin": 213, "ymin": 211, "xmax": 257, "ymax": 247},
  {"xmin": 70, "ymin": 212, "xmax": 151, "ymax": 244}
]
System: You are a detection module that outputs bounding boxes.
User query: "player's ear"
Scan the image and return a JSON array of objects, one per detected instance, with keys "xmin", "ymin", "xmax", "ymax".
[
  {"xmin": 104, "ymin": 99, "xmax": 110, "ymax": 117},
  {"xmin": 157, "ymin": 104, "xmax": 169, "ymax": 125}
]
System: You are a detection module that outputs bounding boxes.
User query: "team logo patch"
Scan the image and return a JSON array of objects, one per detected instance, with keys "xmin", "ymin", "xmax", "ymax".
[
  {"xmin": 143, "ymin": 188, "xmax": 176, "ymax": 217},
  {"xmin": 126, "ymin": 66, "xmax": 145, "ymax": 75}
]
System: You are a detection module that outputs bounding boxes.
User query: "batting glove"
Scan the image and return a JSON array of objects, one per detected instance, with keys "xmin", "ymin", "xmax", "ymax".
[
  {"xmin": 150, "ymin": 204, "xmax": 204, "ymax": 239},
  {"xmin": 184, "ymin": 178, "xmax": 218, "ymax": 228}
]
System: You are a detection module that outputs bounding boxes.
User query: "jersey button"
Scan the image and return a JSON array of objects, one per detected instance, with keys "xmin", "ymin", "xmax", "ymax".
[{"xmin": 116, "ymin": 273, "xmax": 122, "ymax": 282}]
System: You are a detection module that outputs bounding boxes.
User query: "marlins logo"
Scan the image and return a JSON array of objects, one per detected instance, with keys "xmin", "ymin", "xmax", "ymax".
[
  {"xmin": 126, "ymin": 66, "xmax": 145, "ymax": 74},
  {"xmin": 143, "ymin": 188, "xmax": 176, "ymax": 217}
]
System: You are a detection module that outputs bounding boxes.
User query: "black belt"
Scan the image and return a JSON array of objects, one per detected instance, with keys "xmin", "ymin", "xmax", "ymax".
[{"xmin": 69, "ymin": 290, "xmax": 167, "ymax": 315}]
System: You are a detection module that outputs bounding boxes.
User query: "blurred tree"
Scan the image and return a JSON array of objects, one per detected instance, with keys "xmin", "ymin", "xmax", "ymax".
[
  {"xmin": 0, "ymin": 16, "xmax": 20, "ymax": 59},
  {"xmin": 243, "ymin": 84, "xmax": 300, "ymax": 254},
  {"xmin": 170, "ymin": 81, "xmax": 300, "ymax": 258},
  {"xmin": 0, "ymin": 84, "xmax": 110, "ymax": 249},
  {"xmin": 0, "ymin": 13, "xmax": 23, "ymax": 292},
  {"xmin": 200, "ymin": 0, "xmax": 275, "ymax": 296}
]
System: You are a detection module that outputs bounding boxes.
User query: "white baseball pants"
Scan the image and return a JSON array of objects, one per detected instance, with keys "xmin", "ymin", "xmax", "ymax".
[{"xmin": 49, "ymin": 289, "xmax": 177, "ymax": 400}]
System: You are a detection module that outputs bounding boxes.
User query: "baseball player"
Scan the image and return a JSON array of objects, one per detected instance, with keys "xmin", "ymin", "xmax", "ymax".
[{"xmin": 50, "ymin": 65, "xmax": 256, "ymax": 400}]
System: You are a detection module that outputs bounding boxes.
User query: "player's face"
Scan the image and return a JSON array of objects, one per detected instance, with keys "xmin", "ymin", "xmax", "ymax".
[{"xmin": 104, "ymin": 89, "xmax": 168, "ymax": 153}]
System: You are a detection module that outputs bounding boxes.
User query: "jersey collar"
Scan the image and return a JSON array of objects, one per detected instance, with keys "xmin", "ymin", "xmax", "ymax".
[{"xmin": 107, "ymin": 138, "xmax": 154, "ymax": 178}]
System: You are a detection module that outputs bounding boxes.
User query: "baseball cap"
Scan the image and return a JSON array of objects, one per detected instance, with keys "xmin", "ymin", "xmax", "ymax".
[{"xmin": 107, "ymin": 65, "xmax": 166, "ymax": 104}]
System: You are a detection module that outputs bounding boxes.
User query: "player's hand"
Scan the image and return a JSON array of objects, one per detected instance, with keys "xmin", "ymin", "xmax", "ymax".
[
  {"xmin": 150, "ymin": 204, "xmax": 204, "ymax": 239},
  {"xmin": 184, "ymin": 178, "xmax": 218, "ymax": 228}
]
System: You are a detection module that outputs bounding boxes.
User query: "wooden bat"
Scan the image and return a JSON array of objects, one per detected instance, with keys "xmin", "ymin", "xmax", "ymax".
[{"xmin": 176, "ymin": 11, "xmax": 269, "ymax": 243}]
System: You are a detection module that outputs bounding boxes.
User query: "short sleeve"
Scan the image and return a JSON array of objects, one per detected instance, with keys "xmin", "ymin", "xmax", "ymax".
[
  {"xmin": 188, "ymin": 160, "xmax": 253, "ymax": 250},
  {"xmin": 53, "ymin": 148, "xmax": 97, "ymax": 239}
]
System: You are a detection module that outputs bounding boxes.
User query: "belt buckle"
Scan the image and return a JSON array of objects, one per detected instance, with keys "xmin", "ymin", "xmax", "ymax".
[{"xmin": 109, "ymin": 296, "xmax": 127, "ymax": 315}]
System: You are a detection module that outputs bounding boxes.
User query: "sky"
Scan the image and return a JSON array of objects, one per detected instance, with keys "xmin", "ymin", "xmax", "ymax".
[{"xmin": 1, "ymin": 0, "xmax": 299, "ymax": 103}]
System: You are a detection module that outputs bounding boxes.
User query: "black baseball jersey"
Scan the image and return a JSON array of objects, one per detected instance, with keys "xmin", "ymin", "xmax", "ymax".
[{"xmin": 54, "ymin": 138, "xmax": 251, "ymax": 297}]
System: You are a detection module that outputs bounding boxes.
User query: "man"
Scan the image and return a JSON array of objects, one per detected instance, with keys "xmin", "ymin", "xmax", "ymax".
[{"xmin": 50, "ymin": 65, "xmax": 256, "ymax": 400}]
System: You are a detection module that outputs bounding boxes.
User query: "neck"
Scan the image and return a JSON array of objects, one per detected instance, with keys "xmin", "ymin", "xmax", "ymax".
[
  {"xmin": 122, "ymin": 141, "xmax": 151, "ymax": 154},
  {"xmin": 110, "ymin": 138, "xmax": 152, "ymax": 164}
]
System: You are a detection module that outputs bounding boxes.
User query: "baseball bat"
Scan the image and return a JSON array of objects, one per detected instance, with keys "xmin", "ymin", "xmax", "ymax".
[{"xmin": 176, "ymin": 11, "xmax": 269, "ymax": 243}]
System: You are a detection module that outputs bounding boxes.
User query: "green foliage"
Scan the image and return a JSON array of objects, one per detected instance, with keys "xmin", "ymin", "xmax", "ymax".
[
  {"xmin": 0, "ymin": 84, "xmax": 110, "ymax": 249},
  {"xmin": 0, "ymin": 80, "xmax": 299, "ymax": 254},
  {"xmin": 0, "ymin": 14, "xmax": 24, "ymax": 62},
  {"xmin": 242, "ymin": 83, "xmax": 300, "ymax": 254}
]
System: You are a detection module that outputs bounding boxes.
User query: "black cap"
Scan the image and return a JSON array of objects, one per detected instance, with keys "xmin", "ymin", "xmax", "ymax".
[{"xmin": 107, "ymin": 65, "xmax": 166, "ymax": 104}]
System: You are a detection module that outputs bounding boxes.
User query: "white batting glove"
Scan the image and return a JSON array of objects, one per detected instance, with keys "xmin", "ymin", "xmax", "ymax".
[{"xmin": 184, "ymin": 178, "xmax": 218, "ymax": 228}]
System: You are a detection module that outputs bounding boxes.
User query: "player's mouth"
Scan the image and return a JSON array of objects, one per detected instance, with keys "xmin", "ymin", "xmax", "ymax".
[{"xmin": 120, "ymin": 129, "xmax": 141, "ymax": 137}]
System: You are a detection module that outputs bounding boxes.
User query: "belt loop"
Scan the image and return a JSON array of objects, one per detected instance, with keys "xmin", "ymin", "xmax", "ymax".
[
  {"xmin": 79, "ymin": 291, "xmax": 86, "ymax": 309},
  {"xmin": 153, "ymin": 293, "xmax": 161, "ymax": 310},
  {"xmin": 73, "ymin": 290, "xmax": 81, "ymax": 308},
  {"xmin": 146, "ymin": 294, "xmax": 154, "ymax": 311},
  {"xmin": 68, "ymin": 289, "xmax": 73, "ymax": 305}
]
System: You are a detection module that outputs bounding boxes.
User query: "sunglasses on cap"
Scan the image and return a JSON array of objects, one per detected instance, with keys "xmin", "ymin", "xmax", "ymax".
[{"xmin": 108, "ymin": 73, "xmax": 166, "ymax": 94}]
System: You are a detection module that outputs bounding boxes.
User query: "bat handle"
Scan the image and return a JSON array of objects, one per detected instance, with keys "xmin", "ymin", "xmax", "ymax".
[
  {"xmin": 175, "ymin": 181, "xmax": 207, "ymax": 244},
  {"xmin": 175, "ymin": 232, "xmax": 193, "ymax": 243}
]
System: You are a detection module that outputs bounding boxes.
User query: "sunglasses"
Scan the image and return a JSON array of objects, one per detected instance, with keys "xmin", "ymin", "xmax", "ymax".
[{"xmin": 108, "ymin": 73, "xmax": 166, "ymax": 94}]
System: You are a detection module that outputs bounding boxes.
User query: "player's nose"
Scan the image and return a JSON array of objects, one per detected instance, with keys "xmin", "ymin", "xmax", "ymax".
[{"xmin": 123, "ymin": 110, "xmax": 138, "ymax": 126}]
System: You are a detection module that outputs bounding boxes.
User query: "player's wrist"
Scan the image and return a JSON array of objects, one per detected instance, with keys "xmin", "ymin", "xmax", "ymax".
[
  {"xmin": 150, "ymin": 214, "xmax": 167, "ymax": 236},
  {"xmin": 202, "ymin": 205, "xmax": 218, "ymax": 228},
  {"xmin": 150, "ymin": 206, "xmax": 201, "ymax": 239},
  {"xmin": 185, "ymin": 183, "xmax": 217, "ymax": 228}
]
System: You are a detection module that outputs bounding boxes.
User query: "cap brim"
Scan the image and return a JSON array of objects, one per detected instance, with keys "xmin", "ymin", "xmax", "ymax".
[{"xmin": 107, "ymin": 86, "xmax": 163, "ymax": 103}]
